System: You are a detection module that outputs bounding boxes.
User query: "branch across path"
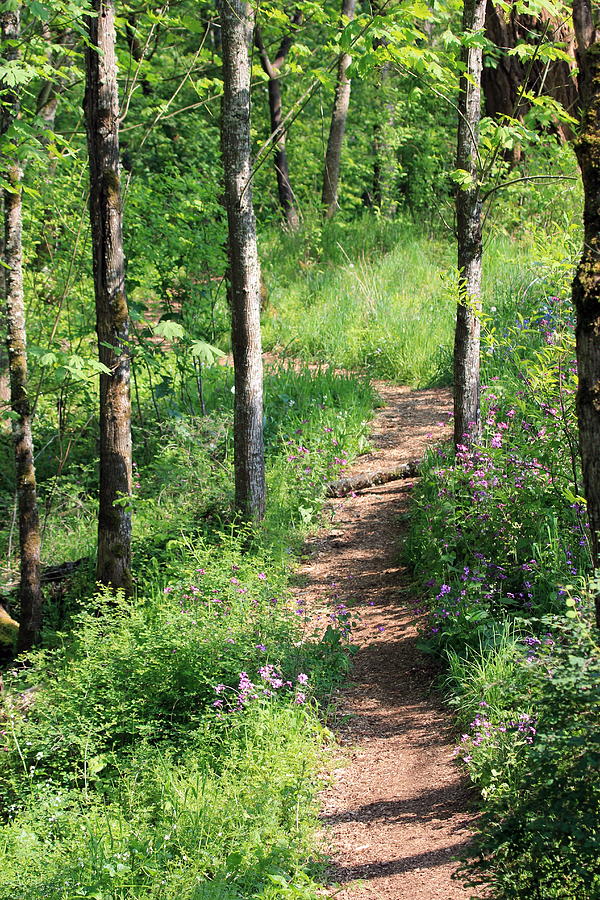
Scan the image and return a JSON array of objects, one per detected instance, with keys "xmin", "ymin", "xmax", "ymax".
[{"xmin": 296, "ymin": 383, "xmax": 475, "ymax": 900}]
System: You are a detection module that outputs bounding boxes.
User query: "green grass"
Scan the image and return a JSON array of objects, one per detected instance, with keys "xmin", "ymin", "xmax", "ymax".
[
  {"xmin": 261, "ymin": 214, "xmax": 546, "ymax": 386},
  {"xmin": 0, "ymin": 363, "xmax": 375, "ymax": 900},
  {"xmin": 444, "ymin": 622, "xmax": 526, "ymax": 728}
]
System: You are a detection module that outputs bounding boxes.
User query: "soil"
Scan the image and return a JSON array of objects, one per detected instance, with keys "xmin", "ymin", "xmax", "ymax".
[{"xmin": 294, "ymin": 383, "xmax": 477, "ymax": 900}]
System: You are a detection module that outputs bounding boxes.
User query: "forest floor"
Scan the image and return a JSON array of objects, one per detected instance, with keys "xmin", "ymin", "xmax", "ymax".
[{"xmin": 294, "ymin": 383, "xmax": 476, "ymax": 900}]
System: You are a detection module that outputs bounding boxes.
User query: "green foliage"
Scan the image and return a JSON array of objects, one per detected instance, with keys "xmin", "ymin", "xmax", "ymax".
[
  {"xmin": 0, "ymin": 365, "xmax": 374, "ymax": 899},
  {"xmin": 261, "ymin": 215, "xmax": 569, "ymax": 386},
  {"xmin": 0, "ymin": 0, "xmax": 593, "ymax": 896},
  {"xmin": 458, "ymin": 617, "xmax": 600, "ymax": 899},
  {"xmin": 407, "ymin": 237, "xmax": 600, "ymax": 897},
  {"xmin": 0, "ymin": 703, "xmax": 328, "ymax": 900}
]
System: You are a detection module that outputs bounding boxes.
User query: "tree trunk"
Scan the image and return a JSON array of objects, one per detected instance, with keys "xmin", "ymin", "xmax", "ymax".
[
  {"xmin": 571, "ymin": 0, "xmax": 600, "ymax": 628},
  {"xmin": 1, "ymin": 8, "xmax": 43, "ymax": 651},
  {"xmin": 255, "ymin": 18, "xmax": 301, "ymax": 230},
  {"xmin": 0, "ymin": 195, "xmax": 10, "ymax": 422},
  {"xmin": 219, "ymin": 0, "xmax": 266, "ymax": 520},
  {"xmin": 453, "ymin": 0, "xmax": 487, "ymax": 448},
  {"xmin": 372, "ymin": 63, "xmax": 397, "ymax": 216},
  {"xmin": 483, "ymin": 2, "xmax": 578, "ymax": 143},
  {"xmin": 322, "ymin": 0, "xmax": 357, "ymax": 219},
  {"xmin": 84, "ymin": 0, "xmax": 133, "ymax": 592}
]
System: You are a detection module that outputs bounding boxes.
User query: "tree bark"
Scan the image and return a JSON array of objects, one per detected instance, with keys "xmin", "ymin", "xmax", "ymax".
[
  {"xmin": 326, "ymin": 460, "xmax": 421, "ymax": 497},
  {"xmin": 571, "ymin": 0, "xmax": 600, "ymax": 627},
  {"xmin": 84, "ymin": 0, "xmax": 133, "ymax": 591},
  {"xmin": 322, "ymin": 0, "xmax": 357, "ymax": 219},
  {"xmin": 1, "ymin": 8, "xmax": 43, "ymax": 651},
  {"xmin": 0, "ymin": 195, "xmax": 10, "ymax": 422},
  {"xmin": 483, "ymin": 2, "xmax": 578, "ymax": 143},
  {"xmin": 372, "ymin": 63, "xmax": 398, "ymax": 216},
  {"xmin": 255, "ymin": 15, "xmax": 301, "ymax": 230},
  {"xmin": 453, "ymin": 0, "xmax": 487, "ymax": 448},
  {"xmin": 219, "ymin": 0, "xmax": 266, "ymax": 520}
]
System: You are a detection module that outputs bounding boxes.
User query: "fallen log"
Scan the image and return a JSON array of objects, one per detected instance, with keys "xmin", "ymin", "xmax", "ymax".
[
  {"xmin": 326, "ymin": 459, "xmax": 421, "ymax": 498},
  {"xmin": 41, "ymin": 557, "xmax": 86, "ymax": 584}
]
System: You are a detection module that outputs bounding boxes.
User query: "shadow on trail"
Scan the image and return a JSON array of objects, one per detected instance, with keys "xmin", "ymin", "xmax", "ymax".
[
  {"xmin": 321, "ymin": 785, "xmax": 472, "ymax": 828},
  {"xmin": 330, "ymin": 840, "xmax": 472, "ymax": 882}
]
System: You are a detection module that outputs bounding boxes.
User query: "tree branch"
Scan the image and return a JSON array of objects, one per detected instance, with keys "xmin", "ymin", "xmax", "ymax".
[{"xmin": 481, "ymin": 173, "xmax": 577, "ymax": 202}]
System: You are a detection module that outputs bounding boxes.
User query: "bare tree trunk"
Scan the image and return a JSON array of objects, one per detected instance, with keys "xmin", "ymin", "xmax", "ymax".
[
  {"xmin": 372, "ymin": 63, "xmax": 397, "ymax": 216},
  {"xmin": 453, "ymin": 0, "xmax": 487, "ymax": 448},
  {"xmin": 1, "ymin": 8, "xmax": 43, "ymax": 651},
  {"xmin": 572, "ymin": 0, "xmax": 600, "ymax": 628},
  {"xmin": 322, "ymin": 0, "xmax": 357, "ymax": 219},
  {"xmin": 219, "ymin": 0, "xmax": 266, "ymax": 520},
  {"xmin": 84, "ymin": 0, "xmax": 133, "ymax": 591},
  {"xmin": 255, "ymin": 15, "xmax": 301, "ymax": 230},
  {"xmin": 0, "ymin": 195, "xmax": 10, "ymax": 421}
]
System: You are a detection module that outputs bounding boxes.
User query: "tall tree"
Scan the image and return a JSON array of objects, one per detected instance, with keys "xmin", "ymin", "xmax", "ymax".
[
  {"xmin": 219, "ymin": 0, "xmax": 266, "ymax": 520},
  {"xmin": 1, "ymin": 7, "xmax": 43, "ymax": 651},
  {"xmin": 255, "ymin": 11, "xmax": 301, "ymax": 230},
  {"xmin": 84, "ymin": 0, "xmax": 133, "ymax": 591},
  {"xmin": 453, "ymin": 0, "xmax": 487, "ymax": 447},
  {"xmin": 0, "ymin": 196, "xmax": 10, "ymax": 421},
  {"xmin": 372, "ymin": 64, "xmax": 398, "ymax": 215},
  {"xmin": 571, "ymin": 0, "xmax": 600, "ymax": 627},
  {"xmin": 322, "ymin": 0, "xmax": 357, "ymax": 219}
]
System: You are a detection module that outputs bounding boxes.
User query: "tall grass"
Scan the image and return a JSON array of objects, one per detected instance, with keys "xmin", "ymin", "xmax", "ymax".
[{"xmin": 261, "ymin": 214, "xmax": 543, "ymax": 386}]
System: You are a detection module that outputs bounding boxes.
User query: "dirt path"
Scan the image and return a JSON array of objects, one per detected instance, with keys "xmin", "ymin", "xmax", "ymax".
[{"xmin": 295, "ymin": 384, "xmax": 475, "ymax": 900}]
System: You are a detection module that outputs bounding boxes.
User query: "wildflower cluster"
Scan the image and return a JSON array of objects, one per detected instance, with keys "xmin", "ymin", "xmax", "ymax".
[
  {"xmin": 213, "ymin": 668, "xmax": 310, "ymax": 713},
  {"xmin": 414, "ymin": 363, "xmax": 588, "ymax": 651},
  {"xmin": 455, "ymin": 709, "xmax": 538, "ymax": 799},
  {"xmin": 409, "ymin": 290, "xmax": 600, "ymax": 897}
]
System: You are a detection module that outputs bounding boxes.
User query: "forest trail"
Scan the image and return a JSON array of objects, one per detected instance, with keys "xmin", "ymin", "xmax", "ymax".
[{"xmin": 295, "ymin": 383, "xmax": 475, "ymax": 900}]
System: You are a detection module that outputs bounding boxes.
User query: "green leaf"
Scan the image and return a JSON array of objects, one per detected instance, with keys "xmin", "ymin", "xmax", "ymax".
[
  {"xmin": 225, "ymin": 851, "xmax": 243, "ymax": 870},
  {"xmin": 154, "ymin": 320, "xmax": 185, "ymax": 341},
  {"xmin": 190, "ymin": 340, "xmax": 225, "ymax": 364},
  {"xmin": 29, "ymin": 0, "xmax": 50, "ymax": 20},
  {"xmin": 450, "ymin": 168, "xmax": 475, "ymax": 188},
  {"xmin": 180, "ymin": 14, "xmax": 203, "ymax": 33}
]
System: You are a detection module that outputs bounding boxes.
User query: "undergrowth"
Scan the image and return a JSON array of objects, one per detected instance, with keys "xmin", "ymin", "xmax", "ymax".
[
  {"xmin": 407, "ymin": 229, "xmax": 600, "ymax": 898},
  {"xmin": 0, "ymin": 365, "xmax": 375, "ymax": 900}
]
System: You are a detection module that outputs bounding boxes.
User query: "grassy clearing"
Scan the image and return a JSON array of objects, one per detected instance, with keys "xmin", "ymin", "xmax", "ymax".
[{"xmin": 261, "ymin": 215, "xmax": 542, "ymax": 386}]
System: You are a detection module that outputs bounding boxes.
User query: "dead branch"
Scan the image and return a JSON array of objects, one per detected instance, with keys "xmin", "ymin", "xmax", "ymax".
[{"xmin": 325, "ymin": 459, "xmax": 421, "ymax": 497}]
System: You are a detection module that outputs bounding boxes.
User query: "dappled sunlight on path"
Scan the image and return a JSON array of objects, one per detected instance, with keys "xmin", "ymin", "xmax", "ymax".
[{"xmin": 295, "ymin": 385, "xmax": 476, "ymax": 900}]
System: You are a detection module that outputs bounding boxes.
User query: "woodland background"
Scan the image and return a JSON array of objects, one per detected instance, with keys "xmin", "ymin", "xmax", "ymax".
[{"xmin": 0, "ymin": 1, "xmax": 599, "ymax": 898}]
